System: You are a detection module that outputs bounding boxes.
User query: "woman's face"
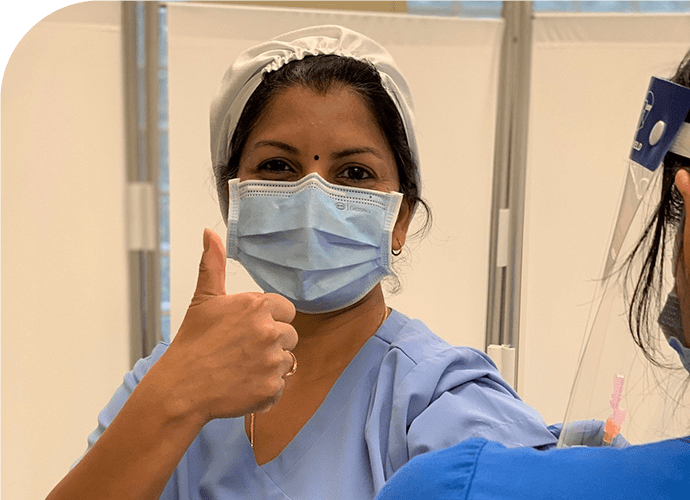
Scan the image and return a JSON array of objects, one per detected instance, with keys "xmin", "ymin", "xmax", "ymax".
[
  {"xmin": 237, "ymin": 84, "xmax": 412, "ymax": 245},
  {"xmin": 238, "ymin": 85, "xmax": 398, "ymax": 189}
]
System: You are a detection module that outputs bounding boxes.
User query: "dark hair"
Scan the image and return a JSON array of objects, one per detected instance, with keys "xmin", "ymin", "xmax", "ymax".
[
  {"xmin": 625, "ymin": 50, "xmax": 690, "ymax": 366},
  {"xmin": 214, "ymin": 54, "xmax": 432, "ymax": 238}
]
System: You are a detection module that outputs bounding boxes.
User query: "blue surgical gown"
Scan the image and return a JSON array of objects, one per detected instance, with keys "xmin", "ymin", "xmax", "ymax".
[
  {"xmin": 375, "ymin": 436, "xmax": 690, "ymax": 499},
  {"xmin": 84, "ymin": 310, "xmax": 557, "ymax": 499}
]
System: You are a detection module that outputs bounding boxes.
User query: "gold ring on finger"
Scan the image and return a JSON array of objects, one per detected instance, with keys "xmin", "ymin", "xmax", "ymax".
[{"xmin": 285, "ymin": 350, "xmax": 297, "ymax": 377}]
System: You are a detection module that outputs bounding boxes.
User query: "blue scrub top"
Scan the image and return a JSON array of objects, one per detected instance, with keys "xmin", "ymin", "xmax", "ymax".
[
  {"xmin": 376, "ymin": 436, "xmax": 690, "ymax": 500},
  {"xmin": 84, "ymin": 310, "xmax": 557, "ymax": 499}
]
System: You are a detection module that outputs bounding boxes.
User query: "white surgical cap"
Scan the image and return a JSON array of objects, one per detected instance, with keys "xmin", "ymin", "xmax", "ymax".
[{"xmin": 209, "ymin": 25, "xmax": 420, "ymax": 211}]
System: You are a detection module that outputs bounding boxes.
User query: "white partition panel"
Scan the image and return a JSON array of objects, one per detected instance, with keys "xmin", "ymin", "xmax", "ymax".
[
  {"xmin": 520, "ymin": 14, "xmax": 690, "ymax": 424},
  {"xmin": 166, "ymin": 4, "xmax": 503, "ymax": 350},
  {"xmin": 1, "ymin": 2, "xmax": 129, "ymax": 499}
]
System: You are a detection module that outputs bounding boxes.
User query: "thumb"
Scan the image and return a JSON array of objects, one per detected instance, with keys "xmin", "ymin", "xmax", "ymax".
[
  {"xmin": 675, "ymin": 169, "xmax": 690, "ymax": 280},
  {"xmin": 194, "ymin": 228, "xmax": 226, "ymax": 297},
  {"xmin": 675, "ymin": 168, "xmax": 690, "ymax": 205}
]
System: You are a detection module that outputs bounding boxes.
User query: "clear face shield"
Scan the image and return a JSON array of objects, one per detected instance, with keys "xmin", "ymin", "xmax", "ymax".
[{"xmin": 559, "ymin": 77, "xmax": 690, "ymax": 447}]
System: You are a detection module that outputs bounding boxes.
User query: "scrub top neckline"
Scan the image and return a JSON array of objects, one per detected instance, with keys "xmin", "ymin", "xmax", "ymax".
[{"xmin": 246, "ymin": 310, "xmax": 404, "ymax": 478}]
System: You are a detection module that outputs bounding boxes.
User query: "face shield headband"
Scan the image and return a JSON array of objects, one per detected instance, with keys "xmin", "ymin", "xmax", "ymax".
[{"xmin": 603, "ymin": 77, "xmax": 690, "ymax": 279}]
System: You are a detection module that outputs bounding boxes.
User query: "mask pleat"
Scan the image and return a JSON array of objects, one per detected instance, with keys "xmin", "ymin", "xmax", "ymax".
[{"xmin": 227, "ymin": 173, "xmax": 402, "ymax": 313}]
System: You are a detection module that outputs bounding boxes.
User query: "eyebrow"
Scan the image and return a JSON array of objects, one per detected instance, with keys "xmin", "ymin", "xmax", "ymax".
[
  {"xmin": 251, "ymin": 140, "xmax": 300, "ymax": 155},
  {"xmin": 330, "ymin": 147, "xmax": 384, "ymax": 160},
  {"xmin": 251, "ymin": 141, "xmax": 384, "ymax": 160}
]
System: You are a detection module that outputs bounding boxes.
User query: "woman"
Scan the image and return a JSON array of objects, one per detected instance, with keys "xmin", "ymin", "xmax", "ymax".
[
  {"xmin": 375, "ymin": 51, "xmax": 690, "ymax": 500},
  {"xmin": 47, "ymin": 26, "xmax": 556, "ymax": 500}
]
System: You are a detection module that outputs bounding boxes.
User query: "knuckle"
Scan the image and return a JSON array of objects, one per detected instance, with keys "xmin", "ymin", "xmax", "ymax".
[
  {"xmin": 267, "ymin": 376, "xmax": 285, "ymax": 396},
  {"xmin": 263, "ymin": 322, "xmax": 281, "ymax": 343},
  {"xmin": 235, "ymin": 292, "xmax": 260, "ymax": 308},
  {"xmin": 232, "ymin": 290, "xmax": 258, "ymax": 302},
  {"xmin": 287, "ymin": 325, "xmax": 298, "ymax": 346},
  {"xmin": 251, "ymin": 319, "xmax": 279, "ymax": 345},
  {"xmin": 252, "ymin": 293, "xmax": 271, "ymax": 308},
  {"xmin": 268, "ymin": 292, "xmax": 296, "ymax": 311},
  {"xmin": 265, "ymin": 351, "xmax": 283, "ymax": 370},
  {"xmin": 257, "ymin": 380, "xmax": 281, "ymax": 401}
]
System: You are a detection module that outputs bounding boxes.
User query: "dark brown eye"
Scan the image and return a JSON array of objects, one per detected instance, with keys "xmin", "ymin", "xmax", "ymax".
[
  {"xmin": 258, "ymin": 159, "xmax": 294, "ymax": 172},
  {"xmin": 340, "ymin": 166, "xmax": 372, "ymax": 181}
]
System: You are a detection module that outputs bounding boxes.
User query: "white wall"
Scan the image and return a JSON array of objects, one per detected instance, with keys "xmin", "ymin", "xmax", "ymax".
[{"xmin": 1, "ymin": 3, "xmax": 129, "ymax": 498}]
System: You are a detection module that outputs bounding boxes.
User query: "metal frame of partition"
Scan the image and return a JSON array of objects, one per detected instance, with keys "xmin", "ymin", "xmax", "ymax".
[
  {"xmin": 123, "ymin": 1, "xmax": 162, "ymax": 366},
  {"xmin": 485, "ymin": 1, "xmax": 534, "ymax": 388}
]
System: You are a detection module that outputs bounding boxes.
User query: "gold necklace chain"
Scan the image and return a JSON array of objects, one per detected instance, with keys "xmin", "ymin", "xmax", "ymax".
[{"xmin": 249, "ymin": 305, "xmax": 390, "ymax": 450}]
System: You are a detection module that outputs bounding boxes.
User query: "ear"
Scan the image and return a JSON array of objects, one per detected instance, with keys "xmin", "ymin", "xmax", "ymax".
[{"xmin": 392, "ymin": 198, "xmax": 414, "ymax": 251}]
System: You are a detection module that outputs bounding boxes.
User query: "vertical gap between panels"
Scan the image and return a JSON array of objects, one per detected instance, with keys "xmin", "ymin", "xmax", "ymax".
[{"xmin": 159, "ymin": 3, "xmax": 171, "ymax": 344}]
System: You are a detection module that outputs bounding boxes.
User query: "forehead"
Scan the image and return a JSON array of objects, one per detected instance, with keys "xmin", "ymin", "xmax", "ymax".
[{"xmin": 250, "ymin": 85, "xmax": 386, "ymax": 143}]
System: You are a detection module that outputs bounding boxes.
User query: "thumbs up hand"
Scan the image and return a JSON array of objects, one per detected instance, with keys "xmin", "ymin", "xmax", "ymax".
[{"xmin": 155, "ymin": 228, "xmax": 298, "ymax": 423}]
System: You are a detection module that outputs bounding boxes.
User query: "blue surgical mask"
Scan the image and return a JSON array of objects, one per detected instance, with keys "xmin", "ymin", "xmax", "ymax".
[
  {"xmin": 226, "ymin": 173, "xmax": 403, "ymax": 313},
  {"xmin": 657, "ymin": 289, "xmax": 690, "ymax": 373}
]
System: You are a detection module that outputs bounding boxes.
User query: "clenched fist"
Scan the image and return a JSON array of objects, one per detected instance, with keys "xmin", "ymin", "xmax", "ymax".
[{"xmin": 154, "ymin": 229, "xmax": 298, "ymax": 423}]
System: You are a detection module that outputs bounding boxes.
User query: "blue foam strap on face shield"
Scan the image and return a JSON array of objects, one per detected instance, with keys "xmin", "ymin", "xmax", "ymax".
[
  {"xmin": 602, "ymin": 77, "xmax": 690, "ymax": 278},
  {"xmin": 630, "ymin": 77, "xmax": 690, "ymax": 171}
]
